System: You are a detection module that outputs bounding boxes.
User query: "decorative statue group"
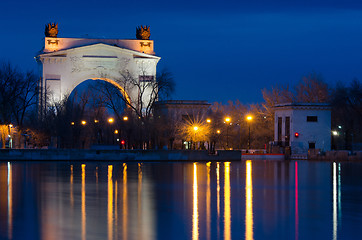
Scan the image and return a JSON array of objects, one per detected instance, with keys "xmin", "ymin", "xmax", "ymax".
[
  {"xmin": 45, "ymin": 23, "xmax": 58, "ymax": 38},
  {"xmin": 136, "ymin": 25, "xmax": 151, "ymax": 40},
  {"xmin": 44, "ymin": 23, "xmax": 150, "ymax": 40}
]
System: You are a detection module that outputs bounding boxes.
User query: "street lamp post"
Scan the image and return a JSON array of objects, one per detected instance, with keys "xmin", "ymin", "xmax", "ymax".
[
  {"xmin": 332, "ymin": 130, "xmax": 338, "ymax": 150},
  {"xmin": 225, "ymin": 117, "xmax": 231, "ymax": 149},
  {"xmin": 107, "ymin": 117, "xmax": 114, "ymax": 145},
  {"xmin": 193, "ymin": 126, "xmax": 198, "ymax": 150},
  {"xmin": 246, "ymin": 115, "xmax": 253, "ymax": 151},
  {"xmin": 206, "ymin": 118, "xmax": 211, "ymax": 151}
]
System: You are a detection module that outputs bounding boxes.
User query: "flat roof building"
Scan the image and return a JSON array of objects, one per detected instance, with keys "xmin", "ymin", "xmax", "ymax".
[{"xmin": 274, "ymin": 103, "xmax": 331, "ymax": 157}]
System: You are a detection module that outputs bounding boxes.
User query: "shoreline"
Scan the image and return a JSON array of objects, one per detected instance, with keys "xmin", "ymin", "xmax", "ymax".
[{"xmin": 0, "ymin": 149, "xmax": 243, "ymax": 161}]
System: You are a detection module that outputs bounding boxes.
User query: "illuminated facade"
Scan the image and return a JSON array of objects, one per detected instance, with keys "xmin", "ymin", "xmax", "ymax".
[
  {"xmin": 274, "ymin": 103, "xmax": 331, "ymax": 156},
  {"xmin": 36, "ymin": 24, "xmax": 160, "ymax": 110}
]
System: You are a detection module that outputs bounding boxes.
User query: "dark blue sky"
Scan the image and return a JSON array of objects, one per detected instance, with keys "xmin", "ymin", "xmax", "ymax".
[{"xmin": 1, "ymin": 0, "xmax": 362, "ymax": 103}]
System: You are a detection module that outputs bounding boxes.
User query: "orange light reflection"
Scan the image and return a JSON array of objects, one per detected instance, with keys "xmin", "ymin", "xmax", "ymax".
[
  {"xmin": 192, "ymin": 163, "xmax": 199, "ymax": 240},
  {"xmin": 245, "ymin": 160, "xmax": 254, "ymax": 240},
  {"xmin": 224, "ymin": 162, "xmax": 231, "ymax": 240},
  {"xmin": 206, "ymin": 162, "xmax": 211, "ymax": 240},
  {"xmin": 123, "ymin": 163, "xmax": 128, "ymax": 240},
  {"xmin": 108, "ymin": 165, "xmax": 113, "ymax": 240},
  {"xmin": 216, "ymin": 162, "xmax": 220, "ymax": 239},
  {"xmin": 138, "ymin": 163, "xmax": 143, "ymax": 239},
  {"xmin": 70, "ymin": 165, "xmax": 74, "ymax": 207},
  {"xmin": 8, "ymin": 162, "xmax": 12, "ymax": 240},
  {"xmin": 81, "ymin": 164, "xmax": 86, "ymax": 240}
]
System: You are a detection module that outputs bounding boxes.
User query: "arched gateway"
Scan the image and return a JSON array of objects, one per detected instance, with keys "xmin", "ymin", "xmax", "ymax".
[{"xmin": 36, "ymin": 24, "xmax": 160, "ymax": 111}]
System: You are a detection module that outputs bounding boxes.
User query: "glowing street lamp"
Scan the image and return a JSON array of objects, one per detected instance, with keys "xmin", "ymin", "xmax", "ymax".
[
  {"xmin": 123, "ymin": 116, "xmax": 128, "ymax": 121},
  {"xmin": 81, "ymin": 120, "xmax": 87, "ymax": 125},
  {"xmin": 108, "ymin": 118, "xmax": 114, "ymax": 124},
  {"xmin": 206, "ymin": 118, "xmax": 211, "ymax": 123},
  {"xmin": 246, "ymin": 115, "xmax": 253, "ymax": 150}
]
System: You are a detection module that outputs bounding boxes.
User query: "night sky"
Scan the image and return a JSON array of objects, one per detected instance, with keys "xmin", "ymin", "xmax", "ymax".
[{"xmin": 1, "ymin": 0, "xmax": 362, "ymax": 103}]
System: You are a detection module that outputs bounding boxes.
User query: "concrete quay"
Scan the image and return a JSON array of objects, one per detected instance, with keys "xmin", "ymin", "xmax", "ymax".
[{"xmin": 0, "ymin": 149, "xmax": 242, "ymax": 161}]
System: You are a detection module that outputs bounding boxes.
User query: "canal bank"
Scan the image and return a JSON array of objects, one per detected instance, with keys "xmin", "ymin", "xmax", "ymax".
[{"xmin": 0, "ymin": 149, "xmax": 242, "ymax": 161}]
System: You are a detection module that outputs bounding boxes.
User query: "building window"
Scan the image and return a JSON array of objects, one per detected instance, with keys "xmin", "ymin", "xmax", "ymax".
[
  {"xmin": 277, "ymin": 117, "xmax": 282, "ymax": 142},
  {"xmin": 285, "ymin": 117, "xmax": 290, "ymax": 146},
  {"xmin": 307, "ymin": 116, "xmax": 318, "ymax": 122},
  {"xmin": 139, "ymin": 75, "xmax": 154, "ymax": 82},
  {"xmin": 182, "ymin": 115, "xmax": 193, "ymax": 122}
]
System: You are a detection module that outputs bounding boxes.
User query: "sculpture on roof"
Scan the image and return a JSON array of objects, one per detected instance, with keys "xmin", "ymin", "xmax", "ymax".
[
  {"xmin": 136, "ymin": 25, "xmax": 150, "ymax": 40},
  {"xmin": 45, "ymin": 23, "xmax": 58, "ymax": 38}
]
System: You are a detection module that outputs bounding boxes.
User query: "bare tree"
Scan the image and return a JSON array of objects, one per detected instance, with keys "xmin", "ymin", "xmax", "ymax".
[
  {"xmin": 0, "ymin": 62, "xmax": 21, "ymax": 125},
  {"xmin": 0, "ymin": 62, "xmax": 39, "ymax": 148},
  {"xmin": 294, "ymin": 72, "xmax": 329, "ymax": 102},
  {"xmin": 331, "ymin": 78, "xmax": 362, "ymax": 150},
  {"xmin": 93, "ymin": 68, "xmax": 175, "ymax": 148}
]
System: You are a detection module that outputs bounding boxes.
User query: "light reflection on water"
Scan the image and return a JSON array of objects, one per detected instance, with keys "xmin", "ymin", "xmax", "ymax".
[
  {"xmin": 192, "ymin": 163, "xmax": 198, "ymax": 240},
  {"xmin": 7, "ymin": 162, "xmax": 12, "ymax": 240},
  {"xmin": 1, "ymin": 160, "xmax": 362, "ymax": 239},
  {"xmin": 245, "ymin": 160, "xmax": 253, "ymax": 240},
  {"xmin": 295, "ymin": 162, "xmax": 298, "ymax": 240},
  {"xmin": 82, "ymin": 164, "xmax": 86, "ymax": 240},
  {"xmin": 224, "ymin": 162, "xmax": 231, "ymax": 240}
]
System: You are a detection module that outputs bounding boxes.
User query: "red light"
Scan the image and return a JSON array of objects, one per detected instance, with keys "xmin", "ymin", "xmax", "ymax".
[
  {"xmin": 121, "ymin": 140, "xmax": 125, "ymax": 145},
  {"xmin": 295, "ymin": 132, "xmax": 299, "ymax": 138}
]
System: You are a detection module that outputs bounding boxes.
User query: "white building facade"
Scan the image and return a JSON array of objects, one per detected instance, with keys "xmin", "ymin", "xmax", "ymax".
[
  {"xmin": 274, "ymin": 103, "xmax": 331, "ymax": 155},
  {"xmin": 36, "ymin": 25, "xmax": 160, "ymax": 111}
]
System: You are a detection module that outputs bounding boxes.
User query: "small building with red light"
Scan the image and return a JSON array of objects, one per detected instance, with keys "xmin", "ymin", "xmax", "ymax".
[{"xmin": 274, "ymin": 103, "xmax": 331, "ymax": 157}]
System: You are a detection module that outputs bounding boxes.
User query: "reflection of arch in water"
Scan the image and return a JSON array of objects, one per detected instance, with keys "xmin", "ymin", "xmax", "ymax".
[{"xmin": 69, "ymin": 78, "xmax": 131, "ymax": 109}]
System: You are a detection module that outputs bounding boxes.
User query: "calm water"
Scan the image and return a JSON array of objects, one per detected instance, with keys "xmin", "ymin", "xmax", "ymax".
[{"xmin": 1, "ymin": 160, "xmax": 362, "ymax": 240}]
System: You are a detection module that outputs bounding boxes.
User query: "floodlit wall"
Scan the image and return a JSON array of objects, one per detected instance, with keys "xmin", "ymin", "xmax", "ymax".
[
  {"xmin": 274, "ymin": 103, "xmax": 331, "ymax": 154},
  {"xmin": 38, "ymin": 38, "xmax": 160, "ymax": 108}
]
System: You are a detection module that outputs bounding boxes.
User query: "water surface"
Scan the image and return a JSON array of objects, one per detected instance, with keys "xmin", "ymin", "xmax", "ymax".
[{"xmin": 1, "ymin": 160, "xmax": 362, "ymax": 240}]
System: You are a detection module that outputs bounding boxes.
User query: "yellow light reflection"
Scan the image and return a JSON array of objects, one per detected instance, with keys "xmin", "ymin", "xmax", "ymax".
[
  {"xmin": 138, "ymin": 163, "xmax": 143, "ymax": 230},
  {"xmin": 216, "ymin": 162, "xmax": 220, "ymax": 238},
  {"xmin": 333, "ymin": 162, "xmax": 337, "ymax": 240},
  {"xmin": 8, "ymin": 162, "xmax": 12, "ymax": 240},
  {"xmin": 206, "ymin": 162, "xmax": 211, "ymax": 240},
  {"xmin": 96, "ymin": 166, "xmax": 99, "ymax": 184},
  {"xmin": 70, "ymin": 165, "xmax": 74, "ymax": 207},
  {"xmin": 115, "ymin": 180, "xmax": 118, "ymax": 238},
  {"xmin": 81, "ymin": 164, "xmax": 86, "ymax": 240},
  {"xmin": 108, "ymin": 165, "xmax": 114, "ymax": 240},
  {"xmin": 224, "ymin": 162, "xmax": 231, "ymax": 240},
  {"xmin": 245, "ymin": 160, "xmax": 254, "ymax": 240},
  {"xmin": 123, "ymin": 163, "xmax": 128, "ymax": 240},
  {"xmin": 192, "ymin": 163, "xmax": 199, "ymax": 240}
]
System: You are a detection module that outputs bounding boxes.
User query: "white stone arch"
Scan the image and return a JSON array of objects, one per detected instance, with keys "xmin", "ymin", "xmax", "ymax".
[{"xmin": 37, "ymin": 39, "xmax": 160, "ymax": 111}]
